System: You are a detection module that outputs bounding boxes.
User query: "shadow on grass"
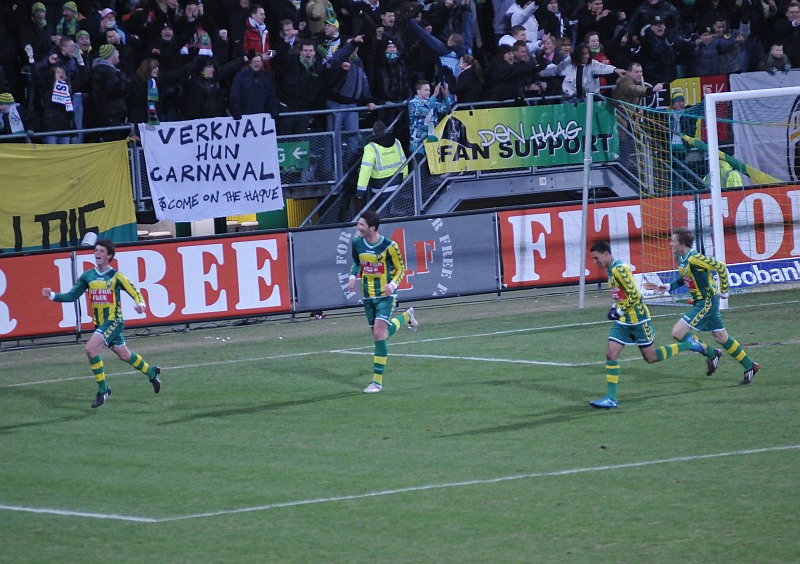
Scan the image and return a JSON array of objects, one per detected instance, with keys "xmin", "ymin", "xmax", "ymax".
[
  {"xmin": 0, "ymin": 388, "xmax": 91, "ymax": 433},
  {"xmin": 159, "ymin": 391, "xmax": 355, "ymax": 425}
]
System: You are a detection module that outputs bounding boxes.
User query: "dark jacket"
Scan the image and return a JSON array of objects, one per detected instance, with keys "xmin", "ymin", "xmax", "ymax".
[
  {"xmin": 228, "ymin": 65, "xmax": 281, "ymax": 119},
  {"xmin": 276, "ymin": 54, "xmax": 326, "ymax": 111},
  {"xmin": 88, "ymin": 57, "xmax": 128, "ymax": 127}
]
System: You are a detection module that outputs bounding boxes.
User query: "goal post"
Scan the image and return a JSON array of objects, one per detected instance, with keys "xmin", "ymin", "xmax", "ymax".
[{"xmin": 607, "ymin": 81, "xmax": 800, "ymax": 306}]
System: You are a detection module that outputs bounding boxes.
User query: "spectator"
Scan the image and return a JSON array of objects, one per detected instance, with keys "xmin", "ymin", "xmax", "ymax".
[
  {"xmin": 318, "ymin": 17, "xmax": 344, "ymax": 65},
  {"xmin": 628, "ymin": 0, "xmax": 682, "ymax": 45},
  {"xmin": 144, "ymin": 0, "xmax": 181, "ymax": 44},
  {"xmin": 176, "ymin": 1, "xmax": 221, "ymax": 63},
  {"xmin": 757, "ymin": 41, "xmax": 792, "ymax": 72},
  {"xmin": 493, "ymin": 0, "xmax": 515, "ymax": 43},
  {"xmin": 228, "ymin": 52, "xmax": 281, "ymax": 120},
  {"xmin": 38, "ymin": 65, "xmax": 77, "ymax": 143},
  {"xmin": 97, "ymin": 8, "xmax": 128, "ymax": 46},
  {"xmin": 773, "ymin": 1, "xmax": 800, "ymax": 68},
  {"xmin": 75, "ymin": 29, "xmax": 93, "ymax": 64},
  {"xmin": 21, "ymin": 2, "xmax": 55, "ymax": 65},
  {"xmin": 0, "ymin": 92, "xmax": 29, "ymax": 141},
  {"xmin": 576, "ymin": 0, "xmax": 626, "ymax": 44},
  {"xmin": 242, "ymin": 3, "xmax": 270, "ymax": 58},
  {"xmin": 406, "ymin": 16, "xmax": 471, "ymax": 80},
  {"xmin": 691, "ymin": 24, "xmax": 736, "ymax": 76},
  {"xmin": 499, "ymin": 24, "xmax": 534, "ymax": 53},
  {"xmin": 585, "ymin": 30, "xmax": 615, "ymax": 85},
  {"xmin": 182, "ymin": 55, "xmax": 244, "ymax": 119},
  {"xmin": 104, "ymin": 28, "xmax": 135, "ymax": 79},
  {"xmin": 638, "ymin": 14, "xmax": 692, "ymax": 85},
  {"xmin": 128, "ymin": 58, "xmax": 188, "ymax": 127},
  {"xmin": 613, "ymin": 60, "xmax": 663, "ymax": 105},
  {"xmin": 275, "ymin": 39, "xmax": 326, "ymax": 134},
  {"xmin": 713, "ymin": 18, "xmax": 749, "ymax": 75},
  {"xmin": 54, "ymin": 1, "xmax": 80, "ymax": 41},
  {"xmin": 512, "ymin": 40, "xmax": 544, "ymax": 97},
  {"xmin": 506, "ymin": 0, "xmax": 541, "ymax": 50},
  {"xmin": 536, "ymin": 0, "xmax": 574, "ymax": 41},
  {"xmin": 539, "ymin": 41, "xmax": 623, "ymax": 100},
  {"xmin": 324, "ymin": 35, "xmax": 376, "ymax": 147},
  {"xmin": 146, "ymin": 23, "xmax": 181, "ymax": 71},
  {"xmin": 373, "ymin": 40, "xmax": 412, "ymax": 122},
  {"xmin": 408, "ymin": 78, "xmax": 452, "ymax": 154},
  {"xmin": 274, "ymin": 19, "xmax": 300, "ymax": 65},
  {"xmin": 448, "ymin": 54, "xmax": 486, "ymax": 103},
  {"xmin": 87, "ymin": 44, "xmax": 129, "ymax": 141}
]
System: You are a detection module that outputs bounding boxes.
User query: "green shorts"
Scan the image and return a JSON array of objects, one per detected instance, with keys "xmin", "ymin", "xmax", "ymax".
[
  {"xmin": 364, "ymin": 296, "xmax": 397, "ymax": 327},
  {"xmin": 609, "ymin": 320, "xmax": 655, "ymax": 347},
  {"xmin": 96, "ymin": 319, "xmax": 126, "ymax": 349},
  {"xmin": 682, "ymin": 296, "xmax": 725, "ymax": 332}
]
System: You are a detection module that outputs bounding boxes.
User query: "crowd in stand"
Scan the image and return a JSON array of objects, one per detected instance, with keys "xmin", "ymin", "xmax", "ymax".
[{"xmin": 0, "ymin": 0, "xmax": 797, "ymax": 144}]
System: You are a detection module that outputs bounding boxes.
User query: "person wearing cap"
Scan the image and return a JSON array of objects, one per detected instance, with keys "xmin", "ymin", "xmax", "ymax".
[
  {"xmin": 87, "ymin": 43, "xmax": 129, "ymax": 141},
  {"xmin": 54, "ymin": 1, "xmax": 81, "ymax": 40},
  {"xmin": 355, "ymin": 120, "xmax": 409, "ymax": 215},
  {"xmin": 318, "ymin": 17, "xmax": 343, "ymax": 64},
  {"xmin": 0, "ymin": 92, "xmax": 29, "ymax": 142},
  {"xmin": 691, "ymin": 24, "xmax": 736, "ymax": 76},
  {"xmin": 21, "ymin": 2, "xmax": 54, "ymax": 65},
  {"xmin": 372, "ymin": 39, "xmax": 412, "ymax": 120},
  {"xmin": 627, "ymin": 0, "xmax": 682, "ymax": 45},
  {"xmin": 638, "ymin": 12, "xmax": 692, "ymax": 85}
]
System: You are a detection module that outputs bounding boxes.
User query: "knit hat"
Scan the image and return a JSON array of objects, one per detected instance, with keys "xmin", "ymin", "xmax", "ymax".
[
  {"xmin": 98, "ymin": 44, "xmax": 116, "ymax": 59},
  {"xmin": 76, "ymin": 30, "xmax": 90, "ymax": 40},
  {"xmin": 671, "ymin": 93, "xmax": 685, "ymax": 104},
  {"xmin": 31, "ymin": 2, "xmax": 46, "ymax": 14},
  {"xmin": 326, "ymin": 17, "xmax": 339, "ymax": 29},
  {"xmin": 0, "ymin": 92, "xmax": 15, "ymax": 104},
  {"xmin": 63, "ymin": 1, "xmax": 78, "ymax": 13}
]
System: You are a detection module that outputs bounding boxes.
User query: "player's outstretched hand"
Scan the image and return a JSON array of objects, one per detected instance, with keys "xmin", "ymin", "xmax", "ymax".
[{"xmin": 643, "ymin": 282, "xmax": 668, "ymax": 293}]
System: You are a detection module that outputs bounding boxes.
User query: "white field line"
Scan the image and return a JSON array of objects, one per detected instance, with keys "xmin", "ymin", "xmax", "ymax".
[
  {"xmin": 333, "ymin": 350, "xmax": 598, "ymax": 367},
  {"xmin": 2, "ymin": 445, "xmax": 797, "ymax": 523},
  {"xmin": 4, "ymin": 306, "xmax": 789, "ymax": 389}
]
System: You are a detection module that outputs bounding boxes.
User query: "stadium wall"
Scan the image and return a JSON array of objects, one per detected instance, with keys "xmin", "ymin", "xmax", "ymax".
[{"xmin": 1, "ymin": 184, "xmax": 798, "ymax": 341}]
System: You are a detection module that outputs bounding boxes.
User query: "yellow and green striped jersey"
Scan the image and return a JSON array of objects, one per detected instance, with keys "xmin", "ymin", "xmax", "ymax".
[
  {"xmin": 349, "ymin": 235, "xmax": 406, "ymax": 299},
  {"xmin": 54, "ymin": 267, "xmax": 144, "ymax": 326},
  {"xmin": 671, "ymin": 249, "xmax": 729, "ymax": 302},
  {"xmin": 607, "ymin": 258, "xmax": 650, "ymax": 325}
]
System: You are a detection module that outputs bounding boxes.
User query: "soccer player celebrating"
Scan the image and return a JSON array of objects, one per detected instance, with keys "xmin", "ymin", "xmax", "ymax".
[
  {"xmin": 41, "ymin": 239, "xmax": 161, "ymax": 408},
  {"xmin": 589, "ymin": 240, "xmax": 708, "ymax": 409},
  {"xmin": 644, "ymin": 227, "xmax": 759, "ymax": 385},
  {"xmin": 347, "ymin": 211, "xmax": 418, "ymax": 393}
]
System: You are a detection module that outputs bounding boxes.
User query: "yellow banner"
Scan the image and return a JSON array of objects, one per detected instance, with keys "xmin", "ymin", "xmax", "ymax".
[{"xmin": 0, "ymin": 141, "xmax": 136, "ymax": 252}]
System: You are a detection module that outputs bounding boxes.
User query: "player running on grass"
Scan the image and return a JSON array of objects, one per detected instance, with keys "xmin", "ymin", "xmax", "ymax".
[
  {"xmin": 588, "ymin": 240, "xmax": 709, "ymax": 409},
  {"xmin": 41, "ymin": 238, "xmax": 161, "ymax": 408},
  {"xmin": 643, "ymin": 227, "xmax": 759, "ymax": 385},
  {"xmin": 347, "ymin": 211, "xmax": 418, "ymax": 394}
]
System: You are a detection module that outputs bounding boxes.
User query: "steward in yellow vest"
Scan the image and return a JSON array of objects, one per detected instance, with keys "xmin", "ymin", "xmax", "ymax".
[{"xmin": 356, "ymin": 121, "xmax": 409, "ymax": 202}]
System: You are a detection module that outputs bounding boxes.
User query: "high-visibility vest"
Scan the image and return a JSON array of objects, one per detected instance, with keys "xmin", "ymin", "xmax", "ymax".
[{"xmin": 356, "ymin": 139, "xmax": 408, "ymax": 196}]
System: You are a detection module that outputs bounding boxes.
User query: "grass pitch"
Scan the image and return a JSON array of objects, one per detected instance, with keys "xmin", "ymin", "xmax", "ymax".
[{"xmin": 1, "ymin": 288, "xmax": 799, "ymax": 563}]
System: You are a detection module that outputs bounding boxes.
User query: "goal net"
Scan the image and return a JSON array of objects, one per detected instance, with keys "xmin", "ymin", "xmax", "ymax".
[{"xmin": 609, "ymin": 81, "xmax": 800, "ymax": 303}]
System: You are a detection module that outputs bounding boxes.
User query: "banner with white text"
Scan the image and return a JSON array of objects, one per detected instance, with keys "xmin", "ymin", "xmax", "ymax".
[
  {"xmin": 424, "ymin": 102, "xmax": 619, "ymax": 174},
  {"xmin": 139, "ymin": 114, "xmax": 283, "ymax": 221}
]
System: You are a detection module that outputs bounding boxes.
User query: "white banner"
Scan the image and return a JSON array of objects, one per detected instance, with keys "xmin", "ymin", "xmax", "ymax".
[
  {"xmin": 729, "ymin": 71, "xmax": 800, "ymax": 183},
  {"xmin": 139, "ymin": 114, "xmax": 283, "ymax": 221}
]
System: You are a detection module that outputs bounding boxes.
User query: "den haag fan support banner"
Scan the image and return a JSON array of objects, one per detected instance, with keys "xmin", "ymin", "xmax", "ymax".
[
  {"xmin": 0, "ymin": 141, "xmax": 137, "ymax": 253},
  {"xmin": 423, "ymin": 102, "xmax": 619, "ymax": 174},
  {"xmin": 139, "ymin": 114, "xmax": 284, "ymax": 221}
]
